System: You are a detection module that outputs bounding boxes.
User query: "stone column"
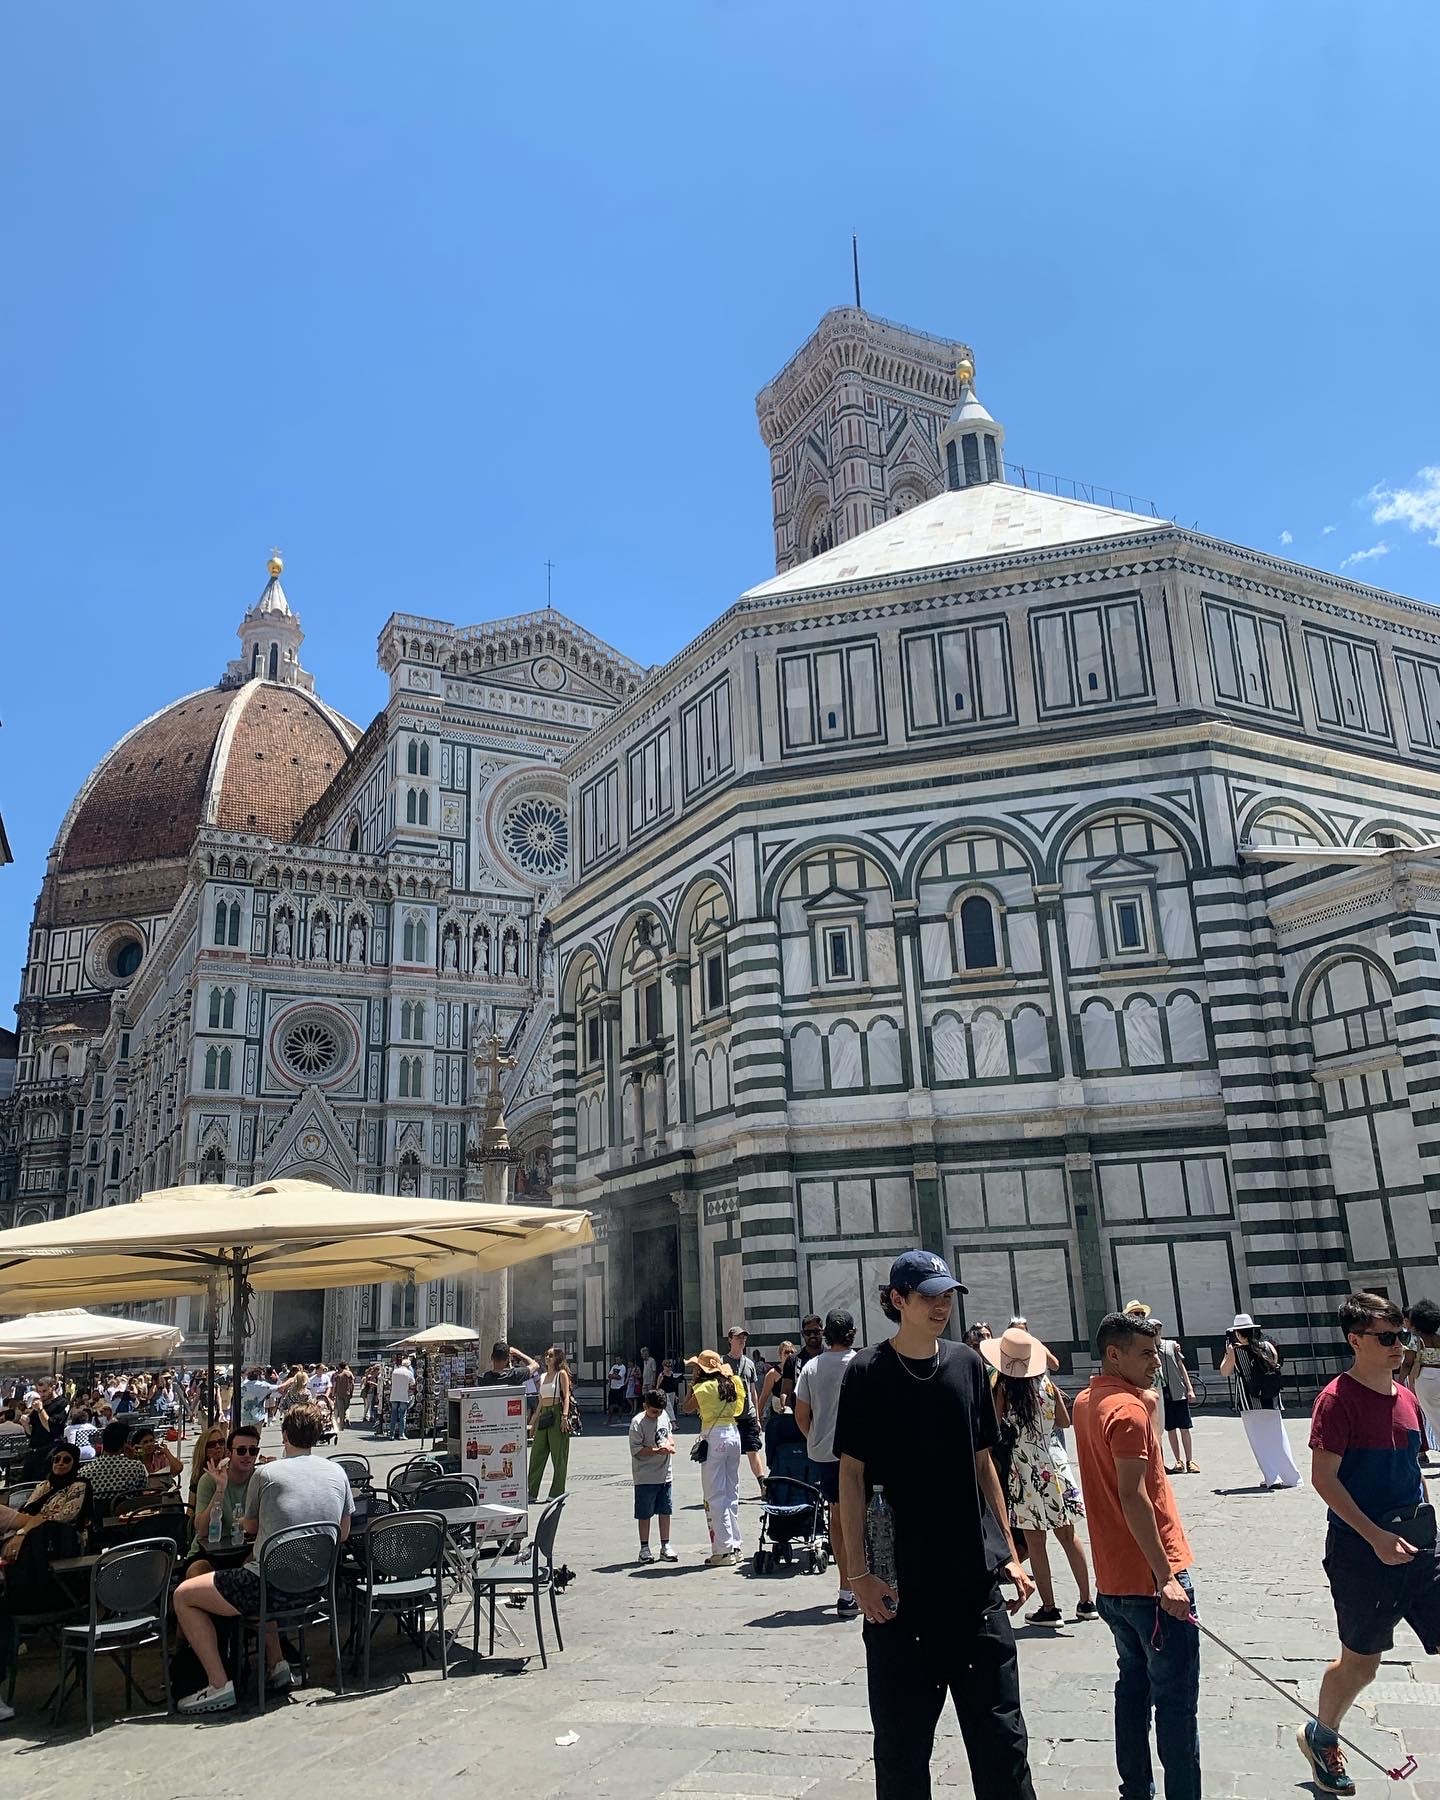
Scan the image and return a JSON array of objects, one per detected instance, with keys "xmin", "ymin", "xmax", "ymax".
[
  {"xmin": 322, "ymin": 1285, "xmax": 360, "ymax": 1365},
  {"xmin": 672, "ymin": 1193, "xmax": 702, "ymax": 1355},
  {"xmin": 666, "ymin": 959, "xmax": 692, "ymax": 1126}
]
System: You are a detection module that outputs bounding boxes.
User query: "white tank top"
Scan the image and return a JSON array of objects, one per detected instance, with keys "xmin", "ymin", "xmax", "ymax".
[{"xmin": 539, "ymin": 1375, "xmax": 559, "ymax": 1402}]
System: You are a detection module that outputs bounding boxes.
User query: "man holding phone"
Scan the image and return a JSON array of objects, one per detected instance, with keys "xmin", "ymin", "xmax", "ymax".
[{"xmin": 1304, "ymin": 1291, "xmax": 1440, "ymax": 1796}]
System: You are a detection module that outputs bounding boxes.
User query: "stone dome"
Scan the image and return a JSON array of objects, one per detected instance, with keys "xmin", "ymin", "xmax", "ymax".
[{"xmin": 56, "ymin": 681, "xmax": 359, "ymax": 875}]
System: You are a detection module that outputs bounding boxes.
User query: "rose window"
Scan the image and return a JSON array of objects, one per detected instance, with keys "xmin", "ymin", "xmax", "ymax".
[
  {"xmin": 282, "ymin": 1019, "xmax": 341, "ymax": 1079},
  {"xmin": 502, "ymin": 797, "xmax": 568, "ymax": 879}
]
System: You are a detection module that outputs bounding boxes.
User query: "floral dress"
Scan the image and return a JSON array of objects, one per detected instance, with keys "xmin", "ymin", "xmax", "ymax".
[{"xmin": 1006, "ymin": 1378, "xmax": 1085, "ymax": 1533}]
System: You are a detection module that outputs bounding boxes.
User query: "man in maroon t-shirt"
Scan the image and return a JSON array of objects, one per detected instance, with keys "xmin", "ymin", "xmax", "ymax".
[{"xmin": 1301, "ymin": 1291, "xmax": 1439, "ymax": 1796}]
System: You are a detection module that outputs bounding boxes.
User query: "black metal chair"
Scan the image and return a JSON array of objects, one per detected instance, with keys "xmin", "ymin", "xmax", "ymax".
[
  {"xmin": 53, "ymin": 1537, "xmax": 176, "ymax": 1734},
  {"xmin": 0, "ymin": 1481, "xmax": 39, "ymax": 1511},
  {"xmin": 410, "ymin": 1475, "xmax": 479, "ymax": 1513},
  {"xmin": 96, "ymin": 1498, "xmax": 189, "ymax": 1558},
  {"xmin": 329, "ymin": 1453, "xmax": 372, "ymax": 1493},
  {"xmin": 350, "ymin": 1510, "xmax": 448, "ymax": 1688},
  {"xmin": 385, "ymin": 1455, "xmax": 445, "ymax": 1508},
  {"xmin": 469, "ymin": 1494, "xmax": 567, "ymax": 1669},
  {"xmin": 239, "ymin": 1523, "xmax": 345, "ymax": 1709}
]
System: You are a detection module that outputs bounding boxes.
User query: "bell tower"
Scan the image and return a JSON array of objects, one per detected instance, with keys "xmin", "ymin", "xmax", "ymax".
[{"xmin": 755, "ymin": 307, "xmax": 972, "ymax": 574}]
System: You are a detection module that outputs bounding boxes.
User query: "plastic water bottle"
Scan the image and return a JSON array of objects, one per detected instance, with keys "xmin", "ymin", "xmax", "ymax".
[
  {"xmin": 865, "ymin": 1485, "xmax": 899, "ymax": 1613},
  {"xmin": 208, "ymin": 1501, "xmax": 223, "ymax": 1547},
  {"xmin": 231, "ymin": 1516, "xmax": 246, "ymax": 1548}
]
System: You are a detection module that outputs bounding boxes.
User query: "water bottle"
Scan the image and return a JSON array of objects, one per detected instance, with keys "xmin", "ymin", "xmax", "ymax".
[
  {"xmin": 865, "ymin": 1485, "xmax": 899, "ymax": 1613},
  {"xmin": 207, "ymin": 1499, "xmax": 223, "ymax": 1547},
  {"xmin": 231, "ymin": 1516, "xmax": 246, "ymax": 1548}
]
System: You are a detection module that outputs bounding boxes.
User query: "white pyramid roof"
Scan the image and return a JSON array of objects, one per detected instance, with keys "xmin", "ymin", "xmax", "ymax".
[{"xmin": 745, "ymin": 483, "xmax": 1164, "ymax": 601}]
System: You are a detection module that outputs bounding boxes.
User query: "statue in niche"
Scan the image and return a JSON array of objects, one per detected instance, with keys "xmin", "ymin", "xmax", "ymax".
[
  {"xmin": 312, "ymin": 914, "xmax": 330, "ymax": 960},
  {"xmin": 540, "ymin": 935, "xmax": 556, "ymax": 982},
  {"xmin": 502, "ymin": 930, "xmax": 519, "ymax": 976},
  {"xmin": 443, "ymin": 931, "xmax": 458, "ymax": 971},
  {"xmin": 474, "ymin": 928, "xmax": 490, "ymax": 975},
  {"xmin": 347, "ymin": 919, "xmax": 366, "ymax": 965},
  {"xmin": 273, "ymin": 913, "xmax": 292, "ymax": 957}
]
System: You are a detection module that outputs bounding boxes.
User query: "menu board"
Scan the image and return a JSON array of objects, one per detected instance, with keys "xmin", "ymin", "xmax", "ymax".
[{"xmin": 451, "ymin": 1386, "xmax": 529, "ymax": 1524}]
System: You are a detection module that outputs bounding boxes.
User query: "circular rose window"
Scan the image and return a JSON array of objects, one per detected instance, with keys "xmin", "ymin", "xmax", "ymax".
[
  {"xmin": 502, "ymin": 796, "xmax": 568, "ymax": 880},
  {"xmin": 282, "ymin": 1019, "xmax": 341, "ymax": 1080}
]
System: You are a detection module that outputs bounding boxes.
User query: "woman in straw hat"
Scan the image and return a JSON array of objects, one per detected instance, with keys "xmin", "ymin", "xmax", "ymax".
[
  {"xmin": 982, "ymin": 1326, "xmax": 1095, "ymax": 1627},
  {"xmin": 682, "ymin": 1349, "xmax": 745, "ymax": 1565}
]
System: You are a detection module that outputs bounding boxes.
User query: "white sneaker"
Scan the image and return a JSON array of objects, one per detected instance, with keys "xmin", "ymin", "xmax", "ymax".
[
  {"xmin": 267, "ymin": 1659, "xmax": 297, "ymax": 1691},
  {"xmin": 178, "ymin": 1681, "xmax": 236, "ymax": 1715},
  {"xmin": 726, "ymin": 1549, "xmax": 742, "ymax": 1564},
  {"xmin": 659, "ymin": 1544, "xmax": 678, "ymax": 1562},
  {"xmin": 638, "ymin": 1545, "xmax": 655, "ymax": 1564},
  {"xmin": 0, "ymin": 1698, "xmax": 14, "ymax": 1723}
]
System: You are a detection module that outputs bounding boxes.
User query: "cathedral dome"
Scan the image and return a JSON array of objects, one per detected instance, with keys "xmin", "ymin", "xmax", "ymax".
[{"xmin": 55, "ymin": 682, "xmax": 358, "ymax": 875}]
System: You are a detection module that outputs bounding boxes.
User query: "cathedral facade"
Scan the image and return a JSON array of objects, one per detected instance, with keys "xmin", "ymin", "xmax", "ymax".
[
  {"xmin": 549, "ymin": 331, "xmax": 1440, "ymax": 1386},
  {"xmin": 1, "ymin": 558, "xmax": 641, "ymax": 1365}
]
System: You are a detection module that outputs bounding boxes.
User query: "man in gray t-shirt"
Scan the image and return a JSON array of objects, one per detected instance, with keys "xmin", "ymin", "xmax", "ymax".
[
  {"xmin": 245, "ymin": 1448, "xmax": 352, "ymax": 1559},
  {"xmin": 172, "ymin": 1403, "xmax": 351, "ymax": 1716},
  {"xmin": 793, "ymin": 1308, "xmax": 858, "ymax": 1616}
]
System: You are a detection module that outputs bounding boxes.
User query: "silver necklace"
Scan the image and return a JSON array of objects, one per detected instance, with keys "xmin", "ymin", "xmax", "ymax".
[{"xmin": 893, "ymin": 1342, "xmax": 943, "ymax": 1382}]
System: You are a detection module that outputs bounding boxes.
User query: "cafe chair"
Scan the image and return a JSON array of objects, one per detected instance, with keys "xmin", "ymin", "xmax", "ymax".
[
  {"xmin": 385, "ymin": 1455, "xmax": 445, "ymax": 1508},
  {"xmin": 240, "ymin": 1522, "xmax": 345, "ymax": 1709},
  {"xmin": 329, "ymin": 1453, "xmax": 372, "ymax": 1493},
  {"xmin": 469, "ymin": 1494, "xmax": 568, "ymax": 1669},
  {"xmin": 350, "ymin": 1510, "xmax": 448, "ymax": 1688},
  {"xmin": 54, "ymin": 1537, "xmax": 176, "ymax": 1734}
]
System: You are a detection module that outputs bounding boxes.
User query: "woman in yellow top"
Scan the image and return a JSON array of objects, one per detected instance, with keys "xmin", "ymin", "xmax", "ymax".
[{"xmin": 683, "ymin": 1349, "xmax": 745, "ymax": 1565}]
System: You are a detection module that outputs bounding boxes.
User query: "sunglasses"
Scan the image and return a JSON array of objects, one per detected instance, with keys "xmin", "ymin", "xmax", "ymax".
[
  {"xmin": 230, "ymin": 1445, "xmax": 258, "ymax": 1456},
  {"xmin": 1364, "ymin": 1330, "xmax": 1405, "ymax": 1347}
]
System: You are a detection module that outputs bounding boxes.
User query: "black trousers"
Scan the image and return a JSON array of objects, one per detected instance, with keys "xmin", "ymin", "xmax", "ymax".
[{"xmin": 864, "ymin": 1582, "xmax": 1036, "ymax": 1800}]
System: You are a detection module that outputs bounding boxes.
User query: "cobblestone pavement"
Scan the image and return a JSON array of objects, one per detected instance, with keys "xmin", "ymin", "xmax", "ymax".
[{"xmin": 5, "ymin": 1408, "xmax": 1440, "ymax": 1798}]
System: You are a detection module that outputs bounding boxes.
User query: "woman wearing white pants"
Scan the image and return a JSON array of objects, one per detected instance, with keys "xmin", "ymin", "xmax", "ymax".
[
  {"xmin": 1221, "ymin": 1312, "xmax": 1302, "ymax": 1487},
  {"xmin": 684, "ymin": 1349, "xmax": 745, "ymax": 1565}
]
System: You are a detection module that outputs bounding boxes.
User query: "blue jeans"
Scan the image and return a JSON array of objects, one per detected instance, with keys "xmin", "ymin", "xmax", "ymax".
[
  {"xmin": 389, "ymin": 1400, "xmax": 410, "ymax": 1439},
  {"xmin": 1096, "ymin": 1570, "xmax": 1201, "ymax": 1800}
]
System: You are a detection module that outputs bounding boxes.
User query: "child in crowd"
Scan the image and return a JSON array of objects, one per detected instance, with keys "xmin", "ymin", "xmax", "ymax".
[{"xmin": 630, "ymin": 1388, "xmax": 677, "ymax": 1563}]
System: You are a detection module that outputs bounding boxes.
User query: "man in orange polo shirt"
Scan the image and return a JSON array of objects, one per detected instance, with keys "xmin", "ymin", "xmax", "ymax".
[{"xmin": 1074, "ymin": 1310, "xmax": 1200, "ymax": 1800}]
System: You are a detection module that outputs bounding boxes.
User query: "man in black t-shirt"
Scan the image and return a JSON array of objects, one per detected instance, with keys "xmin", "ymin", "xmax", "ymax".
[
  {"xmin": 477, "ymin": 1342, "xmax": 539, "ymax": 1386},
  {"xmin": 835, "ymin": 1250, "xmax": 1036, "ymax": 1800},
  {"xmin": 780, "ymin": 1315, "xmax": 825, "ymax": 1406}
]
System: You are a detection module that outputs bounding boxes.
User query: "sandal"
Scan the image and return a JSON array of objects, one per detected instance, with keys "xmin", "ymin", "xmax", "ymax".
[{"xmin": 1186, "ymin": 1460, "xmax": 1201, "ymax": 1473}]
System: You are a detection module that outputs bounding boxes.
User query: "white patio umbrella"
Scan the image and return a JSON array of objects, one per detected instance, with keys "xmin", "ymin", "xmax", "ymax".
[
  {"xmin": 0, "ymin": 1181, "xmax": 592, "ymax": 1424},
  {"xmin": 388, "ymin": 1322, "xmax": 482, "ymax": 1349},
  {"xmin": 0, "ymin": 1307, "xmax": 184, "ymax": 1365}
]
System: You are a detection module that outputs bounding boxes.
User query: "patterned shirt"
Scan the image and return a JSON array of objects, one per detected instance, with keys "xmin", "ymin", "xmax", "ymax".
[{"xmin": 81, "ymin": 1453, "xmax": 147, "ymax": 1506}]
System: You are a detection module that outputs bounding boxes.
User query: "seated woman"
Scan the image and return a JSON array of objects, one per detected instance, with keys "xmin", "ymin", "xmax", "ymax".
[
  {"xmin": 0, "ymin": 1442, "xmax": 95, "ymax": 1721},
  {"xmin": 130, "ymin": 1424, "xmax": 182, "ymax": 1484}
]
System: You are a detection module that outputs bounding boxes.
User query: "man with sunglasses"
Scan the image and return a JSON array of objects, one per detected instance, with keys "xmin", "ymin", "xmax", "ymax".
[
  {"xmin": 187, "ymin": 1425, "xmax": 262, "ymax": 1570},
  {"xmin": 1302, "ymin": 1292, "xmax": 1440, "ymax": 1796}
]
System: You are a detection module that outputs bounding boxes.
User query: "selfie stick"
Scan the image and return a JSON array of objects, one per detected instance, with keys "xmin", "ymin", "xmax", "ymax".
[{"xmin": 1194, "ymin": 1619, "xmax": 1417, "ymax": 1782}]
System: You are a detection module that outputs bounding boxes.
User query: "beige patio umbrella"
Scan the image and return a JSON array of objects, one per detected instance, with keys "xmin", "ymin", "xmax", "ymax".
[
  {"xmin": 0, "ymin": 1181, "xmax": 591, "ymax": 1424},
  {"xmin": 0, "ymin": 1307, "xmax": 184, "ymax": 1364}
]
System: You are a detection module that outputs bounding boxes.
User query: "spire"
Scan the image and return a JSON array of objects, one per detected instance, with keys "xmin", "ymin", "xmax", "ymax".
[
  {"xmin": 939, "ymin": 356, "xmax": 1006, "ymax": 491},
  {"xmin": 221, "ymin": 550, "xmax": 314, "ymax": 692}
]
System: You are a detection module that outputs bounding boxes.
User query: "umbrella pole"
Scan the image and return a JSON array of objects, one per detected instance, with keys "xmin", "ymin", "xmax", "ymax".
[
  {"xmin": 205, "ymin": 1272, "xmax": 218, "ymax": 1434},
  {"xmin": 229, "ymin": 1251, "xmax": 247, "ymax": 1433}
]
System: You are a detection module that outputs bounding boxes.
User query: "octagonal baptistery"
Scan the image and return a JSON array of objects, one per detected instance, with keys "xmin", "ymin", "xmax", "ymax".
[{"xmin": 24, "ymin": 561, "xmax": 360, "ymax": 1033}]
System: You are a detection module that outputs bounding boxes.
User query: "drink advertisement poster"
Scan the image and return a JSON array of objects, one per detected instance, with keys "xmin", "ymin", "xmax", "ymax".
[{"xmin": 454, "ymin": 1387, "xmax": 529, "ymax": 1523}]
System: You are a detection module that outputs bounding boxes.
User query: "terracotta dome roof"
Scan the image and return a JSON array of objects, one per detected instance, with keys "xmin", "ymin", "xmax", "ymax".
[{"xmin": 57, "ymin": 682, "xmax": 359, "ymax": 875}]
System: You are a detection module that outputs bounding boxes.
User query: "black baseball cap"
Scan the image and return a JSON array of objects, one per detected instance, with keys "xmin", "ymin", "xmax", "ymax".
[{"xmin": 888, "ymin": 1249, "xmax": 966, "ymax": 1297}]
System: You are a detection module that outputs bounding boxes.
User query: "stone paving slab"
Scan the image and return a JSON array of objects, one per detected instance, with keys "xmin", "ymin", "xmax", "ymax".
[{"xmin": 2, "ymin": 1410, "xmax": 1438, "ymax": 1796}]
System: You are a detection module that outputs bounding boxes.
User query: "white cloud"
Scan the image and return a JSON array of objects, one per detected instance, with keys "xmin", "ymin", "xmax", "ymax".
[
  {"xmin": 1278, "ymin": 529, "xmax": 1293, "ymax": 546},
  {"xmin": 1340, "ymin": 541, "xmax": 1391, "ymax": 569},
  {"xmin": 1321, "ymin": 524, "xmax": 1337, "ymax": 536},
  {"xmin": 1369, "ymin": 467, "xmax": 1440, "ymax": 545}
]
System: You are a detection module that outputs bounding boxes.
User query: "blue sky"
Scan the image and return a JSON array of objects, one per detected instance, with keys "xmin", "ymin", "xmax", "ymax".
[{"xmin": 4, "ymin": 2, "xmax": 1440, "ymax": 1023}]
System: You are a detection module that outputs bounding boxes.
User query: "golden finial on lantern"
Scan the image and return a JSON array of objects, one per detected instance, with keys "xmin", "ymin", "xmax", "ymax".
[
  {"xmin": 956, "ymin": 357, "xmax": 975, "ymax": 385},
  {"xmin": 267, "ymin": 548, "xmax": 284, "ymax": 578}
]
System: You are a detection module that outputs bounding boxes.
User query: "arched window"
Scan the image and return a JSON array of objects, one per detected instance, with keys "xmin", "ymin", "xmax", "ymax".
[
  {"xmin": 250, "ymin": 644, "xmax": 260, "ymax": 677},
  {"xmin": 959, "ymin": 895, "xmax": 999, "ymax": 969},
  {"xmin": 208, "ymin": 988, "xmax": 222, "ymax": 1028},
  {"xmin": 413, "ymin": 1002, "xmax": 426, "ymax": 1039},
  {"xmin": 418, "ymin": 741, "xmax": 430, "ymax": 776},
  {"xmin": 406, "ymin": 789, "xmax": 418, "ymax": 824},
  {"xmin": 109, "ymin": 1149, "xmax": 120, "ymax": 1180},
  {"xmin": 268, "ymin": 643, "xmax": 278, "ymax": 680},
  {"xmin": 222, "ymin": 988, "xmax": 235, "ymax": 1029},
  {"xmin": 348, "ymin": 823, "xmax": 361, "ymax": 852},
  {"xmin": 218, "ymin": 1048, "xmax": 232, "ymax": 1089},
  {"xmin": 200, "ymin": 1146, "xmax": 225, "ymax": 1184},
  {"xmin": 214, "ymin": 900, "xmax": 228, "ymax": 945},
  {"xmin": 402, "ymin": 917, "xmax": 428, "ymax": 963},
  {"xmin": 407, "ymin": 740, "xmax": 419, "ymax": 775},
  {"xmin": 85, "ymin": 1178, "xmax": 95, "ymax": 1207},
  {"xmin": 113, "ymin": 1107, "xmax": 125, "ymax": 1131},
  {"xmin": 204, "ymin": 1047, "xmax": 218, "ymax": 1089},
  {"xmin": 417, "ymin": 791, "xmax": 429, "ymax": 826},
  {"xmin": 400, "ymin": 1001, "xmax": 413, "ymax": 1038}
]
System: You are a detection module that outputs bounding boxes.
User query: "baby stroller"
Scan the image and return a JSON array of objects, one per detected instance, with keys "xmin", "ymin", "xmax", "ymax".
[
  {"xmin": 752, "ymin": 1410, "xmax": 829, "ymax": 1576},
  {"xmin": 313, "ymin": 1392, "xmax": 339, "ymax": 1445}
]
